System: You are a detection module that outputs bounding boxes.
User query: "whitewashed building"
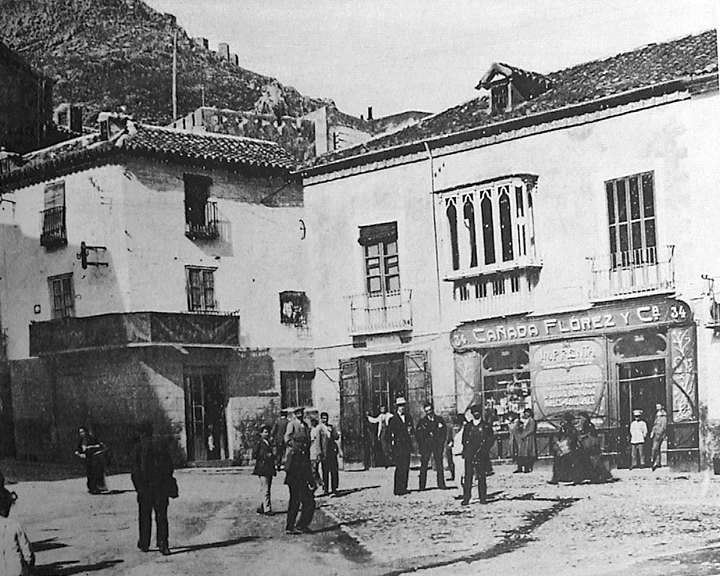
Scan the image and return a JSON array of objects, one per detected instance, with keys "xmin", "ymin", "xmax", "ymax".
[{"xmin": 302, "ymin": 30, "xmax": 719, "ymax": 471}]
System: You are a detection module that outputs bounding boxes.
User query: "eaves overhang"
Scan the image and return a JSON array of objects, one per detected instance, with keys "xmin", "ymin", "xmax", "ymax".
[{"xmin": 299, "ymin": 74, "xmax": 717, "ymax": 182}]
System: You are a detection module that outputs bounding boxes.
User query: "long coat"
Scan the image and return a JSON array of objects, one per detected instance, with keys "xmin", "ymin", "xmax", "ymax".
[
  {"xmin": 385, "ymin": 412, "xmax": 414, "ymax": 460},
  {"xmin": 131, "ymin": 435, "xmax": 174, "ymax": 497},
  {"xmin": 462, "ymin": 420, "xmax": 494, "ymax": 474},
  {"xmin": 517, "ymin": 417, "xmax": 537, "ymax": 459}
]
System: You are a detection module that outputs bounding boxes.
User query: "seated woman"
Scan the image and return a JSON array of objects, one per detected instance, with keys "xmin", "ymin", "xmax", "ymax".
[
  {"xmin": 575, "ymin": 413, "xmax": 614, "ymax": 484},
  {"xmin": 549, "ymin": 413, "xmax": 578, "ymax": 484}
]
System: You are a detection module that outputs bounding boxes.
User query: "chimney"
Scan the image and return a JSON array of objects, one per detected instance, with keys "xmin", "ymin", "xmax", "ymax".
[
  {"xmin": 230, "ymin": 53, "xmax": 239, "ymax": 66},
  {"xmin": 367, "ymin": 106, "xmax": 373, "ymax": 121},
  {"xmin": 97, "ymin": 112, "xmax": 128, "ymax": 141},
  {"xmin": 218, "ymin": 43, "xmax": 230, "ymax": 60},
  {"xmin": 53, "ymin": 103, "xmax": 83, "ymax": 133}
]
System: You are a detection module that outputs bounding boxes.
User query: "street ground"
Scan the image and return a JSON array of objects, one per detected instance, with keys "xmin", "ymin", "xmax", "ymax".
[{"xmin": 4, "ymin": 459, "xmax": 720, "ymax": 576}]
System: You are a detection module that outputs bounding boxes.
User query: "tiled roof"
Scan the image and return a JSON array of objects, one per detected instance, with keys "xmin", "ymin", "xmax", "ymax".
[
  {"xmin": 309, "ymin": 30, "xmax": 718, "ymax": 172},
  {"xmin": 123, "ymin": 124, "xmax": 298, "ymax": 170},
  {"xmin": 0, "ymin": 122, "xmax": 299, "ymax": 190}
]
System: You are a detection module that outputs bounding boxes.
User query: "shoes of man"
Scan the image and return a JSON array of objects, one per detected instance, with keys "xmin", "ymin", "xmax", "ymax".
[
  {"xmin": 460, "ymin": 500, "xmax": 470, "ymax": 506},
  {"xmin": 137, "ymin": 541, "xmax": 149, "ymax": 553},
  {"xmin": 159, "ymin": 546, "xmax": 171, "ymax": 556},
  {"xmin": 513, "ymin": 469, "xmax": 523, "ymax": 474},
  {"xmin": 286, "ymin": 528, "xmax": 302, "ymax": 535},
  {"xmin": 297, "ymin": 526, "xmax": 313, "ymax": 534}
]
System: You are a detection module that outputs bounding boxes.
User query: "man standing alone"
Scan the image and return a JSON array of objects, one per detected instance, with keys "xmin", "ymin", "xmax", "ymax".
[
  {"xmin": 650, "ymin": 404, "xmax": 668, "ymax": 471},
  {"xmin": 385, "ymin": 397, "xmax": 414, "ymax": 496},
  {"xmin": 284, "ymin": 407, "xmax": 315, "ymax": 534},
  {"xmin": 416, "ymin": 402, "xmax": 447, "ymax": 490},
  {"xmin": 320, "ymin": 412, "xmax": 340, "ymax": 496},
  {"xmin": 461, "ymin": 405, "xmax": 494, "ymax": 505},
  {"xmin": 131, "ymin": 421, "xmax": 175, "ymax": 556}
]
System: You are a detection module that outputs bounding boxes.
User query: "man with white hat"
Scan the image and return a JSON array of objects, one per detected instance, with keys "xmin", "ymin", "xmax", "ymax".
[
  {"xmin": 385, "ymin": 397, "xmax": 415, "ymax": 495},
  {"xmin": 629, "ymin": 409, "xmax": 648, "ymax": 469}
]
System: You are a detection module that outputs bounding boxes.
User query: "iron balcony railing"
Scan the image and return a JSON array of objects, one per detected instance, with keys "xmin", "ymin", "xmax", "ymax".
[
  {"xmin": 185, "ymin": 201, "xmax": 219, "ymax": 240},
  {"xmin": 348, "ymin": 289, "xmax": 413, "ymax": 335},
  {"xmin": 40, "ymin": 206, "xmax": 67, "ymax": 247},
  {"xmin": 589, "ymin": 245, "xmax": 675, "ymax": 301},
  {"xmin": 453, "ymin": 271, "xmax": 534, "ymax": 321}
]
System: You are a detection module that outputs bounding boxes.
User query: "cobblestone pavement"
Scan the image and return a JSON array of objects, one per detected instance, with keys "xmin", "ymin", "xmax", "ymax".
[{"xmin": 6, "ymin": 462, "xmax": 720, "ymax": 575}]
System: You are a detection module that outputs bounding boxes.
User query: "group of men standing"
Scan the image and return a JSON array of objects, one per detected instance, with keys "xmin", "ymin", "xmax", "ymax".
[
  {"xmin": 260, "ymin": 407, "xmax": 340, "ymax": 534},
  {"xmin": 382, "ymin": 398, "xmax": 495, "ymax": 505}
]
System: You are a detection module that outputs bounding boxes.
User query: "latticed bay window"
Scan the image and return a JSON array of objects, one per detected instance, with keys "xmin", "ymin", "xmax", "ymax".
[
  {"xmin": 443, "ymin": 175, "xmax": 537, "ymax": 277},
  {"xmin": 48, "ymin": 273, "xmax": 75, "ymax": 319},
  {"xmin": 606, "ymin": 172, "xmax": 656, "ymax": 268},
  {"xmin": 186, "ymin": 267, "xmax": 216, "ymax": 312},
  {"xmin": 281, "ymin": 371, "xmax": 314, "ymax": 409}
]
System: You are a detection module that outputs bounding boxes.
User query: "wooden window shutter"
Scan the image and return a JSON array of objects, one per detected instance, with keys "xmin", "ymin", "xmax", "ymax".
[
  {"xmin": 339, "ymin": 359, "xmax": 365, "ymax": 469},
  {"xmin": 404, "ymin": 350, "xmax": 431, "ymax": 426}
]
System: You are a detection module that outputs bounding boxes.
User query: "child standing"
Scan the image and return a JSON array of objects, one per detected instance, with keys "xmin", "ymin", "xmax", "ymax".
[
  {"xmin": 252, "ymin": 425, "xmax": 276, "ymax": 515},
  {"xmin": 629, "ymin": 409, "xmax": 648, "ymax": 469},
  {"xmin": 0, "ymin": 487, "xmax": 35, "ymax": 576}
]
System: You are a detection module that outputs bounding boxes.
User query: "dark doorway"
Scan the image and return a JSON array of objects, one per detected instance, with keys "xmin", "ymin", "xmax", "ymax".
[
  {"xmin": 618, "ymin": 359, "xmax": 665, "ymax": 468},
  {"xmin": 185, "ymin": 368, "xmax": 228, "ymax": 462},
  {"xmin": 365, "ymin": 355, "xmax": 406, "ymax": 468}
]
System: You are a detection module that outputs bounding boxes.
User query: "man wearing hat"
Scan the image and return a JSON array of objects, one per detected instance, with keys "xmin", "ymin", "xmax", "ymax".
[
  {"xmin": 416, "ymin": 402, "xmax": 447, "ymax": 491},
  {"xmin": 284, "ymin": 407, "xmax": 315, "ymax": 533},
  {"xmin": 629, "ymin": 409, "xmax": 648, "ymax": 469},
  {"xmin": 461, "ymin": 404, "xmax": 494, "ymax": 505},
  {"xmin": 271, "ymin": 408, "xmax": 290, "ymax": 470},
  {"xmin": 385, "ymin": 397, "xmax": 415, "ymax": 495}
]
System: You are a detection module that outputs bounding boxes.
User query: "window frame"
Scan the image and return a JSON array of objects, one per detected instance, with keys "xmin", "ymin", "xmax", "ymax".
[
  {"xmin": 40, "ymin": 181, "xmax": 67, "ymax": 247},
  {"xmin": 442, "ymin": 175, "xmax": 537, "ymax": 278},
  {"xmin": 358, "ymin": 222, "xmax": 401, "ymax": 297},
  {"xmin": 186, "ymin": 266, "xmax": 217, "ymax": 312},
  {"xmin": 48, "ymin": 273, "xmax": 75, "ymax": 319},
  {"xmin": 280, "ymin": 371, "xmax": 314, "ymax": 409},
  {"xmin": 605, "ymin": 171, "xmax": 657, "ymax": 268}
]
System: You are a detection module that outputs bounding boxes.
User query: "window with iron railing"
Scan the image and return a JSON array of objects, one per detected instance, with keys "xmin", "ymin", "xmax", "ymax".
[
  {"xmin": 606, "ymin": 172, "xmax": 656, "ymax": 268},
  {"xmin": 186, "ymin": 267, "xmax": 217, "ymax": 312},
  {"xmin": 48, "ymin": 273, "xmax": 75, "ymax": 319},
  {"xmin": 184, "ymin": 174, "xmax": 219, "ymax": 240},
  {"xmin": 40, "ymin": 181, "xmax": 67, "ymax": 247}
]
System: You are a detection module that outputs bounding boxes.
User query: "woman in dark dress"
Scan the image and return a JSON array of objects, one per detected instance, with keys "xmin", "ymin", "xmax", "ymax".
[
  {"xmin": 549, "ymin": 413, "xmax": 578, "ymax": 484},
  {"xmin": 75, "ymin": 427, "xmax": 108, "ymax": 494}
]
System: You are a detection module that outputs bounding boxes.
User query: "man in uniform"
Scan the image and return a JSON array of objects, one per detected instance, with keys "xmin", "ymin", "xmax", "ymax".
[
  {"xmin": 385, "ymin": 397, "xmax": 414, "ymax": 496},
  {"xmin": 416, "ymin": 402, "xmax": 447, "ymax": 490}
]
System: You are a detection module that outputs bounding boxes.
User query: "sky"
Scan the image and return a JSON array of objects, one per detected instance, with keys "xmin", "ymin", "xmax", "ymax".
[{"xmin": 145, "ymin": 0, "xmax": 718, "ymax": 119}]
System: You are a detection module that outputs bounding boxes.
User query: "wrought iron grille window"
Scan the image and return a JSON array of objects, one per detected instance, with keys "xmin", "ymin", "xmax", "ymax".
[
  {"xmin": 280, "ymin": 291, "xmax": 308, "ymax": 327},
  {"xmin": 280, "ymin": 371, "xmax": 314, "ymax": 409},
  {"xmin": 48, "ymin": 273, "xmax": 75, "ymax": 319},
  {"xmin": 40, "ymin": 181, "xmax": 67, "ymax": 247},
  {"xmin": 186, "ymin": 267, "xmax": 216, "ymax": 312},
  {"xmin": 606, "ymin": 172, "xmax": 657, "ymax": 268}
]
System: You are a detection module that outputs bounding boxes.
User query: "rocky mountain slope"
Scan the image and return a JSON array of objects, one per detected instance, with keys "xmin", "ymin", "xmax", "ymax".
[{"xmin": 0, "ymin": 0, "xmax": 332, "ymax": 126}]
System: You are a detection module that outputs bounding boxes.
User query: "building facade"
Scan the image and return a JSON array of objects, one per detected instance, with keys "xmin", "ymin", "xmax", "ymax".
[
  {"xmin": 0, "ymin": 120, "xmax": 312, "ymax": 466},
  {"xmin": 303, "ymin": 30, "xmax": 719, "ymax": 471}
]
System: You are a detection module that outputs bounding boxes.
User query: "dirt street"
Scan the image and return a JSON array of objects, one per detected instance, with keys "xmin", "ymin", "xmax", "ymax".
[{"xmin": 6, "ymin": 463, "xmax": 720, "ymax": 576}]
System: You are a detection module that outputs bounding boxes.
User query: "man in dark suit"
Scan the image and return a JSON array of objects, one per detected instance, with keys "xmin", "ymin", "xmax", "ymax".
[
  {"xmin": 131, "ymin": 421, "xmax": 175, "ymax": 555},
  {"xmin": 461, "ymin": 404, "xmax": 495, "ymax": 505},
  {"xmin": 284, "ymin": 407, "xmax": 315, "ymax": 534},
  {"xmin": 385, "ymin": 397, "xmax": 414, "ymax": 496},
  {"xmin": 416, "ymin": 402, "xmax": 448, "ymax": 490}
]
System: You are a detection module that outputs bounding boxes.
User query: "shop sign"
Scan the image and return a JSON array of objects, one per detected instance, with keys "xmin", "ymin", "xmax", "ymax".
[
  {"xmin": 450, "ymin": 298, "xmax": 691, "ymax": 351},
  {"xmin": 531, "ymin": 340, "xmax": 607, "ymax": 417}
]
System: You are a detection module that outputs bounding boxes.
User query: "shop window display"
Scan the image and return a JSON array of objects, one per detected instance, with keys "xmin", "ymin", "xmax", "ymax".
[{"xmin": 481, "ymin": 346, "xmax": 531, "ymax": 432}]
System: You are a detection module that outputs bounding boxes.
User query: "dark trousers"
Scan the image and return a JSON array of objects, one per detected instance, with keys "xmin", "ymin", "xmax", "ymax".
[
  {"xmin": 138, "ymin": 492, "xmax": 169, "ymax": 548},
  {"xmin": 322, "ymin": 458, "xmax": 339, "ymax": 494},
  {"xmin": 286, "ymin": 483, "xmax": 315, "ymax": 530},
  {"xmin": 651, "ymin": 438, "xmax": 663, "ymax": 469},
  {"xmin": 393, "ymin": 451, "xmax": 411, "ymax": 495},
  {"xmin": 462, "ymin": 459, "xmax": 487, "ymax": 503},
  {"xmin": 419, "ymin": 447, "xmax": 446, "ymax": 490}
]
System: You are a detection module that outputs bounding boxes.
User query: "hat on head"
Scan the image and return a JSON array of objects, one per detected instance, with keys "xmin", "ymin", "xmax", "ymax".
[
  {"xmin": 293, "ymin": 406, "xmax": 305, "ymax": 415},
  {"xmin": 395, "ymin": 397, "xmax": 407, "ymax": 406},
  {"xmin": 469, "ymin": 404, "xmax": 483, "ymax": 415},
  {"xmin": 633, "ymin": 409, "xmax": 643, "ymax": 416}
]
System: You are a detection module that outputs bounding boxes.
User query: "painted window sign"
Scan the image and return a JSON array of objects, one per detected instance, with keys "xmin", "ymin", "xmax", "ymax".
[{"xmin": 450, "ymin": 299, "xmax": 691, "ymax": 350}]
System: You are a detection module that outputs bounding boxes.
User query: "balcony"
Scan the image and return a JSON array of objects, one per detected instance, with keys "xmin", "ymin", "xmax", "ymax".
[
  {"xmin": 453, "ymin": 271, "xmax": 535, "ymax": 321},
  {"xmin": 589, "ymin": 245, "xmax": 675, "ymax": 301},
  {"xmin": 29, "ymin": 311, "xmax": 240, "ymax": 356},
  {"xmin": 185, "ymin": 201, "xmax": 219, "ymax": 240},
  {"xmin": 348, "ymin": 289, "xmax": 413, "ymax": 336},
  {"xmin": 40, "ymin": 206, "xmax": 67, "ymax": 248}
]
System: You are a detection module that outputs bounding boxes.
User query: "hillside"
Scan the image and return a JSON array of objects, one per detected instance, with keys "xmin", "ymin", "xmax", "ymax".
[{"xmin": 0, "ymin": 0, "xmax": 332, "ymax": 126}]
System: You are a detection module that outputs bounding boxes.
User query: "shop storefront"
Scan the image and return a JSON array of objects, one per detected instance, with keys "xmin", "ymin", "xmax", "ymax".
[{"xmin": 450, "ymin": 297, "xmax": 698, "ymax": 470}]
